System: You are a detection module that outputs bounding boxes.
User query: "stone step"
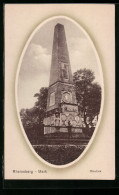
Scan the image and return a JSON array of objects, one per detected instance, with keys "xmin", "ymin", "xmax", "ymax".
[
  {"xmin": 43, "ymin": 132, "xmax": 87, "ymax": 139},
  {"xmin": 36, "ymin": 137, "xmax": 89, "ymax": 145}
]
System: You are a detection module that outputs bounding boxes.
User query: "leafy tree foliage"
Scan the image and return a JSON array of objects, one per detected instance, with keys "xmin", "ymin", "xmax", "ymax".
[
  {"xmin": 20, "ymin": 107, "xmax": 39, "ymax": 129},
  {"xmin": 34, "ymin": 87, "xmax": 48, "ymax": 111},
  {"xmin": 20, "ymin": 87, "xmax": 48, "ymax": 137},
  {"xmin": 34, "ymin": 87, "xmax": 48, "ymax": 128},
  {"xmin": 73, "ymin": 68, "xmax": 101, "ymax": 133}
]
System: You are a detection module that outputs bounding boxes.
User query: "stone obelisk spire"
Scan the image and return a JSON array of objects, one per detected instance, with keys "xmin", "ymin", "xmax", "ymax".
[{"xmin": 49, "ymin": 23, "xmax": 73, "ymax": 86}]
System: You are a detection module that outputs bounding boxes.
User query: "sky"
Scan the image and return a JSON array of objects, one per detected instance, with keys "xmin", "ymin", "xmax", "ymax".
[{"xmin": 18, "ymin": 17, "xmax": 102, "ymax": 110}]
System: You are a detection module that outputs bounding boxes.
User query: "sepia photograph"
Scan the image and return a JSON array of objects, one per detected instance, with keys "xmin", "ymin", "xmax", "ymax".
[
  {"xmin": 16, "ymin": 16, "xmax": 103, "ymax": 167},
  {"xmin": 4, "ymin": 4, "xmax": 115, "ymax": 180}
]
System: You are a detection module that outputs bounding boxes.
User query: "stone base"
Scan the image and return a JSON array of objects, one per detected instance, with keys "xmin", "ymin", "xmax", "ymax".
[{"xmin": 44, "ymin": 127, "xmax": 83, "ymax": 134}]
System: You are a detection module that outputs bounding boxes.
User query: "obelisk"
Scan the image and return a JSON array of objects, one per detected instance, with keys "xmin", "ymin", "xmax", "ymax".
[
  {"xmin": 44, "ymin": 23, "xmax": 81, "ymax": 135},
  {"xmin": 49, "ymin": 23, "xmax": 73, "ymax": 86}
]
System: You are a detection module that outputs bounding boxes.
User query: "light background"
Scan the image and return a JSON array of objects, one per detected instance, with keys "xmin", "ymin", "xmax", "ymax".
[{"xmin": 5, "ymin": 4, "xmax": 115, "ymax": 179}]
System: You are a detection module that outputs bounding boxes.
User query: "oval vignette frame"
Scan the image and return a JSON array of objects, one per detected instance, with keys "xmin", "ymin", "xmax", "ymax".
[{"xmin": 15, "ymin": 15, "xmax": 104, "ymax": 168}]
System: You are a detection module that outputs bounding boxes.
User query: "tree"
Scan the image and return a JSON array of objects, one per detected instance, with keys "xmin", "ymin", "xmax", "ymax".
[
  {"xmin": 20, "ymin": 87, "xmax": 48, "ymax": 138},
  {"xmin": 34, "ymin": 87, "xmax": 48, "ymax": 111},
  {"xmin": 73, "ymin": 68, "xmax": 101, "ymax": 134},
  {"xmin": 20, "ymin": 107, "xmax": 39, "ymax": 129},
  {"xmin": 33, "ymin": 87, "xmax": 48, "ymax": 132}
]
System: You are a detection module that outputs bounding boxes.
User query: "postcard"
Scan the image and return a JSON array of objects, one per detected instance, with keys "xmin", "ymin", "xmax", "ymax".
[{"xmin": 4, "ymin": 4, "xmax": 115, "ymax": 180}]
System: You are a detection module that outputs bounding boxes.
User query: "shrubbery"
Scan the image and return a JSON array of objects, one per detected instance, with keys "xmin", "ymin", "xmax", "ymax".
[{"xmin": 33, "ymin": 145, "xmax": 85, "ymax": 165}]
